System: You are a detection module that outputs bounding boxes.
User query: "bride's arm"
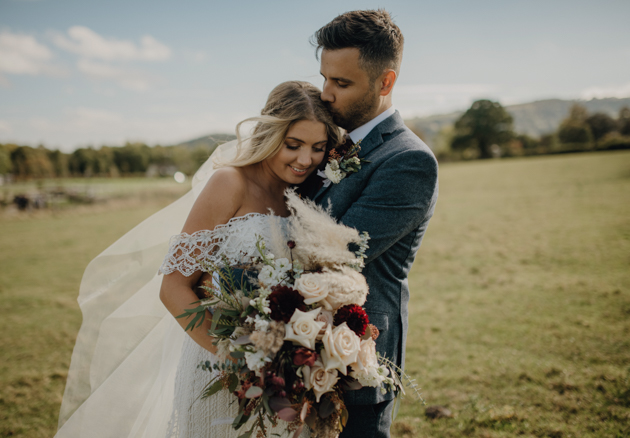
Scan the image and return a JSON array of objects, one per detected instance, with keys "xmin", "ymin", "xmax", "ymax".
[{"xmin": 159, "ymin": 167, "xmax": 247, "ymax": 353}]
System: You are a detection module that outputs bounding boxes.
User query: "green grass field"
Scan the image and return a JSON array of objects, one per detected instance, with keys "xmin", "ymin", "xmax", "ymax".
[{"xmin": 1, "ymin": 151, "xmax": 629, "ymax": 437}]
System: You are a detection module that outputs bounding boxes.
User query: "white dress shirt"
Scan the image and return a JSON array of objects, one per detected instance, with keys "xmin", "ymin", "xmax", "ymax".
[{"xmin": 348, "ymin": 106, "xmax": 396, "ymax": 143}]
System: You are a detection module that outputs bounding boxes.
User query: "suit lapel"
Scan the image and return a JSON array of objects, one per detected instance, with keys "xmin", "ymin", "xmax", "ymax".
[{"xmin": 313, "ymin": 111, "xmax": 404, "ymax": 202}]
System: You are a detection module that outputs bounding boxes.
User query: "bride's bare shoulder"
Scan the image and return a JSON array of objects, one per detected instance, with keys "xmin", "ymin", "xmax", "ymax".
[{"xmin": 182, "ymin": 167, "xmax": 248, "ymax": 233}]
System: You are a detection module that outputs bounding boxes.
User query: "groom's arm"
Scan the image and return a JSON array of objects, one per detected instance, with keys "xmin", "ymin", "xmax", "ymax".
[{"xmin": 340, "ymin": 148, "xmax": 438, "ymax": 265}]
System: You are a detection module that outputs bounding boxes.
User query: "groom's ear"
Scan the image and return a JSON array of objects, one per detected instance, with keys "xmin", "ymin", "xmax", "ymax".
[{"xmin": 378, "ymin": 70, "xmax": 397, "ymax": 97}]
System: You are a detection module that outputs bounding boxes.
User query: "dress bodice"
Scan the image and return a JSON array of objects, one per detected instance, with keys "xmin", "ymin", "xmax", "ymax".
[{"xmin": 159, "ymin": 213, "xmax": 289, "ymax": 277}]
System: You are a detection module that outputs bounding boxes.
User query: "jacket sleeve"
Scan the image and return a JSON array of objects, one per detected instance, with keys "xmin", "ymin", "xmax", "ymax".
[{"xmin": 340, "ymin": 148, "xmax": 438, "ymax": 265}]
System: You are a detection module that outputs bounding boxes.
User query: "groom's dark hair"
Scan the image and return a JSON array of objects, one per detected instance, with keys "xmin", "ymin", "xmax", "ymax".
[{"xmin": 313, "ymin": 9, "xmax": 404, "ymax": 82}]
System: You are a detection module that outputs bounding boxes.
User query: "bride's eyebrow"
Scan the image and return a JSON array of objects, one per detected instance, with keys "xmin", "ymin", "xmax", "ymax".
[{"xmin": 286, "ymin": 137, "xmax": 327, "ymax": 146}]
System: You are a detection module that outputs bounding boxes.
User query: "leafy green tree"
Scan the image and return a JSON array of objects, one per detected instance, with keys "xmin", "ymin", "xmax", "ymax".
[
  {"xmin": 451, "ymin": 99, "xmax": 514, "ymax": 159},
  {"xmin": 113, "ymin": 143, "xmax": 151, "ymax": 174},
  {"xmin": 557, "ymin": 104, "xmax": 593, "ymax": 148},
  {"xmin": 69, "ymin": 147, "xmax": 98, "ymax": 176},
  {"xmin": 47, "ymin": 149, "xmax": 69, "ymax": 177},
  {"xmin": 10, "ymin": 146, "xmax": 54, "ymax": 179},
  {"xmin": 618, "ymin": 107, "xmax": 630, "ymax": 136},
  {"xmin": 511, "ymin": 134, "xmax": 540, "ymax": 156},
  {"xmin": 585, "ymin": 113, "xmax": 617, "ymax": 144},
  {"xmin": 0, "ymin": 144, "xmax": 12, "ymax": 175}
]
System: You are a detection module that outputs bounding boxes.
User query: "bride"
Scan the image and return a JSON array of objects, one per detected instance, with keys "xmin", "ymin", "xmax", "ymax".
[{"xmin": 55, "ymin": 81, "xmax": 341, "ymax": 438}]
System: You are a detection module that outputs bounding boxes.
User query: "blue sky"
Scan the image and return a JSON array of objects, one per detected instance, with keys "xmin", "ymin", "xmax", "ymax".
[{"xmin": 1, "ymin": 0, "xmax": 629, "ymax": 151}]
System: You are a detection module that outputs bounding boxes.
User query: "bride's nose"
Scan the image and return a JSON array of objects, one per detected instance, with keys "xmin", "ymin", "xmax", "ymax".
[{"xmin": 296, "ymin": 150, "xmax": 312, "ymax": 167}]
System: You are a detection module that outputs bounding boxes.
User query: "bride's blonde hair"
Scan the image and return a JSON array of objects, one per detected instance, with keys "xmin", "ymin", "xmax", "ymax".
[{"xmin": 214, "ymin": 81, "xmax": 341, "ymax": 168}]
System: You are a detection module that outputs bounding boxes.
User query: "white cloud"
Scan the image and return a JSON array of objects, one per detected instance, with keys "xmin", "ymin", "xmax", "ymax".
[
  {"xmin": 77, "ymin": 59, "xmax": 153, "ymax": 91},
  {"xmin": 52, "ymin": 26, "xmax": 171, "ymax": 61},
  {"xmin": 0, "ymin": 30, "xmax": 60, "ymax": 76},
  {"xmin": 580, "ymin": 83, "xmax": 630, "ymax": 100},
  {"xmin": 395, "ymin": 83, "xmax": 498, "ymax": 118}
]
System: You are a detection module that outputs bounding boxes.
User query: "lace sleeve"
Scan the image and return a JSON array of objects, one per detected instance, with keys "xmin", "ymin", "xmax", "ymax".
[
  {"xmin": 158, "ymin": 213, "xmax": 269, "ymax": 277},
  {"xmin": 158, "ymin": 229, "xmax": 222, "ymax": 277}
]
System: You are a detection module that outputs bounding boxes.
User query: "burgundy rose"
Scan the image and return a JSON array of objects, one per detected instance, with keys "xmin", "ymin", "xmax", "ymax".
[
  {"xmin": 333, "ymin": 304, "xmax": 369, "ymax": 337},
  {"xmin": 287, "ymin": 240, "xmax": 296, "ymax": 249},
  {"xmin": 268, "ymin": 286, "xmax": 306, "ymax": 323},
  {"xmin": 293, "ymin": 347, "xmax": 318, "ymax": 367}
]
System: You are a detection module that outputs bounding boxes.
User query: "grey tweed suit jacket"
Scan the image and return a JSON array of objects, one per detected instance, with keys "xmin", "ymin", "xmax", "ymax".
[{"xmin": 311, "ymin": 111, "xmax": 438, "ymax": 405}]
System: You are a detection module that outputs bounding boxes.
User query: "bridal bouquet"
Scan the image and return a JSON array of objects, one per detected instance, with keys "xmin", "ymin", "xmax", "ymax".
[{"xmin": 178, "ymin": 191, "xmax": 416, "ymax": 438}]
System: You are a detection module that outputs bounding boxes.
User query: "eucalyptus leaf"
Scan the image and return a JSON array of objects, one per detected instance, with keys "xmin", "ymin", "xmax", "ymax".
[
  {"xmin": 202, "ymin": 379, "xmax": 225, "ymax": 399},
  {"xmin": 245, "ymin": 386, "xmax": 263, "ymax": 399},
  {"xmin": 227, "ymin": 373, "xmax": 239, "ymax": 392}
]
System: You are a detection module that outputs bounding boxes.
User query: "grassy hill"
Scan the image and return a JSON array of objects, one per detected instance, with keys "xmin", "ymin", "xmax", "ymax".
[{"xmin": 171, "ymin": 132, "xmax": 236, "ymax": 152}]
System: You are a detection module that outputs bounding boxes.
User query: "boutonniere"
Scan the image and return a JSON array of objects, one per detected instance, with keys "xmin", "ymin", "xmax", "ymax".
[{"xmin": 317, "ymin": 139, "xmax": 370, "ymax": 187}]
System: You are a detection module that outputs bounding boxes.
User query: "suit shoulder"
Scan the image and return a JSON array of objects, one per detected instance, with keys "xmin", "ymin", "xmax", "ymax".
[{"xmin": 385, "ymin": 128, "xmax": 437, "ymax": 167}]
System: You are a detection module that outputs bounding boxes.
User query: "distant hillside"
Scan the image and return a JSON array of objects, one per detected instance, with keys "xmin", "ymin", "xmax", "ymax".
[
  {"xmin": 171, "ymin": 133, "xmax": 236, "ymax": 152},
  {"xmin": 405, "ymin": 97, "xmax": 630, "ymax": 148}
]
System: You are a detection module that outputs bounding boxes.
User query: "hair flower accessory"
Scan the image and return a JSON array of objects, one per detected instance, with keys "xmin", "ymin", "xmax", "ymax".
[{"xmin": 317, "ymin": 138, "xmax": 369, "ymax": 187}]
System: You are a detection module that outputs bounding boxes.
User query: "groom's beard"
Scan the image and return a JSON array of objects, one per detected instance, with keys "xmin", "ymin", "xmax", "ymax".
[{"xmin": 326, "ymin": 88, "xmax": 379, "ymax": 132}]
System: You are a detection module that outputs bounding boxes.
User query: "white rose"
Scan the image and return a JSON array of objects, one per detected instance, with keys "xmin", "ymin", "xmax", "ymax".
[
  {"xmin": 295, "ymin": 273, "xmax": 329, "ymax": 305},
  {"xmin": 284, "ymin": 308, "xmax": 325, "ymax": 350},
  {"xmin": 303, "ymin": 359, "xmax": 339, "ymax": 402},
  {"xmin": 349, "ymin": 338, "xmax": 378, "ymax": 372},
  {"xmin": 322, "ymin": 267, "xmax": 368, "ymax": 310},
  {"xmin": 315, "ymin": 309, "xmax": 334, "ymax": 341},
  {"xmin": 321, "ymin": 322, "xmax": 360, "ymax": 375}
]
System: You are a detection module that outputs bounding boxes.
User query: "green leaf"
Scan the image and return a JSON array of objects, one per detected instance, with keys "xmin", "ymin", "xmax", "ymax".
[
  {"xmin": 232, "ymin": 411, "xmax": 244, "ymax": 429},
  {"xmin": 222, "ymin": 308, "xmax": 241, "ymax": 317},
  {"xmin": 227, "ymin": 373, "xmax": 239, "ymax": 392},
  {"xmin": 262, "ymin": 394, "xmax": 273, "ymax": 416},
  {"xmin": 184, "ymin": 312, "xmax": 205, "ymax": 332},
  {"xmin": 392, "ymin": 393, "xmax": 402, "ymax": 421},
  {"xmin": 202, "ymin": 378, "xmax": 225, "ymax": 399},
  {"xmin": 210, "ymin": 308, "xmax": 222, "ymax": 333}
]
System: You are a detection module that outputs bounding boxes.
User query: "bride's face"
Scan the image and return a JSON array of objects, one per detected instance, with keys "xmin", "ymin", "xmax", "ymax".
[{"xmin": 264, "ymin": 119, "xmax": 327, "ymax": 185}]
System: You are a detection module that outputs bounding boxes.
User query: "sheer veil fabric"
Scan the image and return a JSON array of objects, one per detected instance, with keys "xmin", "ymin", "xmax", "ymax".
[{"xmin": 55, "ymin": 141, "xmax": 242, "ymax": 437}]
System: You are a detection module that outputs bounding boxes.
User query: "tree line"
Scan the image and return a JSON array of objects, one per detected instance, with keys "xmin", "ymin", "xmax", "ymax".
[
  {"xmin": 0, "ymin": 141, "xmax": 222, "ymax": 180},
  {"xmin": 2, "ymin": 103, "xmax": 629, "ymax": 180},
  {"xmin": 443, "ymin": 101, "xmax": 630, "ymax": 160}
]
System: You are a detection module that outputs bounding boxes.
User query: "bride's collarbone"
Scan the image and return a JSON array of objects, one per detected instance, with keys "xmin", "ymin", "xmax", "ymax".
[{"xmin": 237, "ymin": 187, "xmax": 290, "ymax": 218}]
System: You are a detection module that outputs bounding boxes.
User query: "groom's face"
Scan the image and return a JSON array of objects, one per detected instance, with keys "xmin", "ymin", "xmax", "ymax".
[{"xmin": 320, "ymin": 48, "xmax": 380, "ymax": 132}]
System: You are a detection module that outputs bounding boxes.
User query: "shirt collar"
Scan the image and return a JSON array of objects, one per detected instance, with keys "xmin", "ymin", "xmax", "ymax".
[{"xmin": 348, "ymin": 106, "xmax": 396, "ymax": 144}]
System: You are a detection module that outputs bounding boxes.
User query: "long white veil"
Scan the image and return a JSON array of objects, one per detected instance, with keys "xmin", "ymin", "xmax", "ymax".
[{"xmin": 55, "ymin": 141, "xmax": 239, "ymax": 438}]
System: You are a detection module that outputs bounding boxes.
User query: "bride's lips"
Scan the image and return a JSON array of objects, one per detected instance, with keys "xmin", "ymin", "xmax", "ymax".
[{"xmin": 289, "ymin": 165, "xmax": 308, "ymax": 176}]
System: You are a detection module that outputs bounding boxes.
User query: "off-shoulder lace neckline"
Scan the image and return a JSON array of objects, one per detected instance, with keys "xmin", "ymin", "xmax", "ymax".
[
  {"xmin": 225, "ymin": 211, "xmax": 289, "ymax": 222},
  {"xmin": 159, "ymin": 211, "xmax": 289, "ymax": 277}
]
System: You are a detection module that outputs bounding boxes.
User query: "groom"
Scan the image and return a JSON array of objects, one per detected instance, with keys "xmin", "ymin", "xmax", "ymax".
[{"xmin": 309, "ymin": 10, "xmax": 439, "ymax": 438}]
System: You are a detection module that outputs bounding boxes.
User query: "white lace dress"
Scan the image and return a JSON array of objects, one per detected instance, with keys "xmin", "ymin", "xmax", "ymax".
[{"xmin": 159, "ymin": 213, "xmax": 306, "ymax": 438}]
